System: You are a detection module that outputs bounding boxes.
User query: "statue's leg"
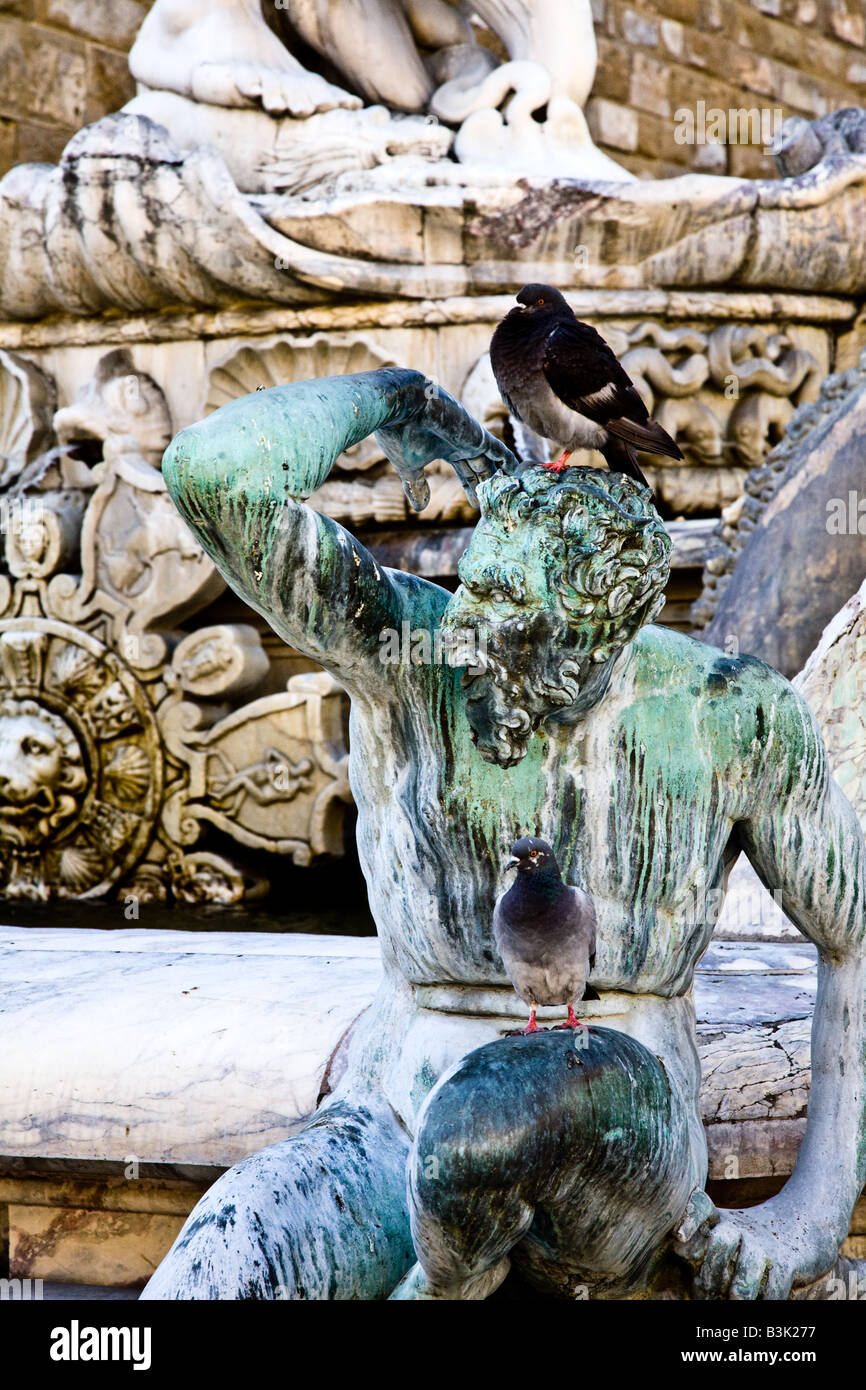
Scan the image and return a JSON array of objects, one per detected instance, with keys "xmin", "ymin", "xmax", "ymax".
[
  {"xmin": 470, "ymin": 0, "xmax": 598, "ymax": 106},
  {"xmin": 391, "ymin": 1028, "xmax": 697, "ymax": 1300},
  {"xmin": 141, "ymin": 1099, "xmax": 413, "ymax": 1300}
]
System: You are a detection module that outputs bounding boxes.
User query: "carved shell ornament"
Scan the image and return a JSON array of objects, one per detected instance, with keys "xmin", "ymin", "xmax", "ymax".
[
  {"xmin": 0, "ymin": 618, "xmax": 162, "ymax": 899},
  {"xmin": 0, "ymin": 350, "xmax": 57, "ymax": 491},
  {"xmin": 205, "ymin": 333, "xmax": 396, "ymax": 471}
]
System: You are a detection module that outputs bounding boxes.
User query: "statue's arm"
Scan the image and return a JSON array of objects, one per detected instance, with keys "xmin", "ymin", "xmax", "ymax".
[
  {"xmin": 739, "ymin": 693, "xmax": 866, "ymax": 1271},
  {"xmin": 681, "ymin": 683, "xmax": 866, "ymax": 1296},
  {"xmin": 162, "ymin": 368, "xmax": 515, "ymax": 695}
]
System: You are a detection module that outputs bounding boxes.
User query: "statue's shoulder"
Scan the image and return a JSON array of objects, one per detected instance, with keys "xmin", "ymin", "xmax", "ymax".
[{"xmin": 628, "ymin": 625, "xmax": 800, "ymax": 710}]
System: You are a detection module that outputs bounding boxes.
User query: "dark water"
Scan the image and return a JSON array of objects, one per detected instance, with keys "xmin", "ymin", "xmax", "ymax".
[
  {"xmin": 1, "ymin": 836, "xmax": 377, "ymax": 936},
  {"xmin": 0, "ymin": 898, "xmax": 376, "ymax": 937}
]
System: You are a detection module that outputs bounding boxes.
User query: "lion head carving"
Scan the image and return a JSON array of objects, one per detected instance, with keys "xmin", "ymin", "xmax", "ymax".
[{"xmin": 0, "ymin": 698, "xmax": 87, "ymax": 845}]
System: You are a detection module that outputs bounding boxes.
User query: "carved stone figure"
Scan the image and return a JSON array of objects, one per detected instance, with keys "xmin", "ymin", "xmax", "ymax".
[
  {"xmin": 0, "ymin": 347, "xmax": 352, "ymax": 900},
  {"xmin": 0, "ymin": 620, "xmax": 162, "ymax": 900},
  {"xmin": 0, "ymin": 698, "xmax": 86, "ymax": 849},
  {"xmin": 143, "ymin": 369, "xmax": 866, "ymax": 1300},
  {"xmin": 160, "ymin": 672, "xmax": 351, "ymax": 866},
  {"xmin": 171, "ymin": 624, "xmax": 269, "ymax": 699},
  {"xmin": 53, "ymin": 350, "xmax": 172, "ymax": 475},
  {"xmin": 127, "ymin": 0, "xmax": 617, "ymax": 186}
]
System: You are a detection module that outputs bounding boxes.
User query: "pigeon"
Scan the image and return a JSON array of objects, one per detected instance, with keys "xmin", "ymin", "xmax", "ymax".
[
  {"xmin": 493, "ymin": 836, "xmax": 598, "ymax": 1034},
  {"xmin": 490, "ymin": 283, "xmax": 683, "ymax": 487}
]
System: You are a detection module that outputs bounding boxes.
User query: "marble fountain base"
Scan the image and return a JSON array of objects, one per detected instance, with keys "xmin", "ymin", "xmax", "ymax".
[{"xmin": 0, "ymin": 922, "xmax": 862, "ymax": 1290}]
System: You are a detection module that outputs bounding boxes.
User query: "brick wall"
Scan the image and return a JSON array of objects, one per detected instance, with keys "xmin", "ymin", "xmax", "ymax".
[
  {"xmin": 587, "ymin": 0, "xmax": 866, "ymax": 178},
  {"xmin": 0, "ymin": 0, "xmax": 865, "ymax": 182},
  {"xmin": 0, "ymin": 0, "xmax": 146, "ymax": 176}
]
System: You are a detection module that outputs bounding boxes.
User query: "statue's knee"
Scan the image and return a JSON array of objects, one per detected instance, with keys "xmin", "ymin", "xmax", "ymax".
[{"xmin": 406, "ymin": 1029, "xmax": 693, "ymax": 1297}]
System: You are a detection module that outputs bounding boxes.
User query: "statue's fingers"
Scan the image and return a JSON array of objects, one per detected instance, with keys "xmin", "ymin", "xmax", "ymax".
[
  {"xmin": 465, "ymin": 453, "xmax": 496, "ymax": 482},
  {"xmin": 673, "ymin": 1189, "xmax": 720, "ymax": 1255},
  {"xmin": 729, "ymin": 1239, "xmax": 771, "ymax": 1301},
  {"xmin": 759, "ymin": 1254, "xmax": 795, "ymax": 1302},
  {"xmin": 448, "ymin": 458, "xmax": 481, "ymax": 510},
  {"xmin": 695, "ymin": 1229, "xmax": 743, "ymax": 1300},
  {"xmin": 402, "ymin": 470, "xmax": 430, "ymax": 513}
]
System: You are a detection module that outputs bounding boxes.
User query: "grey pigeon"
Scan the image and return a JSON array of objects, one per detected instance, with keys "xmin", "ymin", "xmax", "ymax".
[
  {"xmin": 489, "ymin": 283, "xmax": 683, "ymax": 487},
  {"xmin": 493, "ymin": 836, "xmax": 598, "ymax": 1033}
]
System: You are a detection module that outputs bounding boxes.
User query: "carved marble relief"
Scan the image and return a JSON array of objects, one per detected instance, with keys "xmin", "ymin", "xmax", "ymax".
[{"xmin": 0, "ymin": 351, "xmax": 352, "ymax": 902}]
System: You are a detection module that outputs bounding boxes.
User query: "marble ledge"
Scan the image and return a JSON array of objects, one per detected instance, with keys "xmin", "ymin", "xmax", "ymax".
[
  {"xmin": 0, "ymin": 289, "xmax": 856, "ymax": 351},
  {"xmin": 0, "ymin": 927, "xmax": 817, "ymax": 1178}
]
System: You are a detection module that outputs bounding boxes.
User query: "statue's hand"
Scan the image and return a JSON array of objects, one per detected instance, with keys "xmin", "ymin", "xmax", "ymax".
[
  {"xmin": 375, "ymin": 388, "xmax": 519, "ymax": 513},
  {"xmin": 673, "ymin": 1190, "xmax": 821, "ymax": 1300}
]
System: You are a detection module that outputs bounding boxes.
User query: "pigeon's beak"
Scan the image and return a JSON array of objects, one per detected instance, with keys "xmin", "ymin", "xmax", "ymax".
[{"xmin": 504, "ymin": 856, "xmax": 521, "ymax": 871}]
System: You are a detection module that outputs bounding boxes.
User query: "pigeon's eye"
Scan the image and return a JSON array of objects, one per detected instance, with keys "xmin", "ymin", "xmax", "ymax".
[
  {"xmin": 529, "ymin": 850, "xmax": 538, "ymax": 859},
  {"xmin": 537, "ymin": 298, "xmax": 545, "ymax": 305}
]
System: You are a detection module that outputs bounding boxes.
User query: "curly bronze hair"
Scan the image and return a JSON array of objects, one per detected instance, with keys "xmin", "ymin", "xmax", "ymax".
[{"xmin": 476, "ymin": 466, "xmax": 671, "ymax": 659}]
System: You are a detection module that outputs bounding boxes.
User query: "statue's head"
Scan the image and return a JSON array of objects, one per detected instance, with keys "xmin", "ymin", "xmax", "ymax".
[{"xmin": 442, "ymin": 466, "xmax": 671, "ymax": 768}]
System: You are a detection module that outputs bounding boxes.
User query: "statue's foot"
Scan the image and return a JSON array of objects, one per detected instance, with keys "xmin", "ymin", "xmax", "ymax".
[
  {"xmin": 129, "ymin": 0, "xmax": 361, "ymax": 117},
  {"xmin": 191, "ymin": 61, "xmax": 361, "ymax": 117}
]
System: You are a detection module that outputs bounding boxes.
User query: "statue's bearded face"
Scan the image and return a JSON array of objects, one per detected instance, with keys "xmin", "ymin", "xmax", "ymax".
[
  {"xmin": 442, "ymin": 521, "xmax": 607, "ymax": 769},
  {"xmin": 440, "ymin": 467, "xmax": 671, "ymax": 769}
]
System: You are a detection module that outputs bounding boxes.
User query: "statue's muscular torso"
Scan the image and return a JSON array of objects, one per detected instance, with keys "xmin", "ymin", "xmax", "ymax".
[{"xmin": 349, "ymin": 608, "xmax": 797, "ymax": 996}]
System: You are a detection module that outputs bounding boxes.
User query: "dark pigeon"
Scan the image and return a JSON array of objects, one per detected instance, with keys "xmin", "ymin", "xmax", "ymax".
[
  {"xmin": 490, "ymin": 283, "xmax": 683, "ymax": 487},
  {"xmin": 493, "ymin": 836, "xmax": 598, "ymax": 1034}
]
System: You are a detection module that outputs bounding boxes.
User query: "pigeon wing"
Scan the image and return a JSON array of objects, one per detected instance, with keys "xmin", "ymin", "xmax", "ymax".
[
  {"xmin": 566, "ymin": 885, "xmax": 597, "ymax": 963},
  {"xmin": 542, "ymin": 321, "xmax": 683, "ymax": 462}
]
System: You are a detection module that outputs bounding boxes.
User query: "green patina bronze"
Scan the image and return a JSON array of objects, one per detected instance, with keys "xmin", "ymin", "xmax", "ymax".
[{"xmin": 147, "ymin": 367, "xmax": 866, "ymax": 1302}]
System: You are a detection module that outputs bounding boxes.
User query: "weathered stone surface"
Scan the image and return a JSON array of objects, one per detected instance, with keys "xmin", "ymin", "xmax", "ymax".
[
  {"xmin": 0, "ymin": 926, "xmax": 382, "ymax": 1167},
  {"xmin": 3, "ymin": 102, "xmax": 866, "ymax": 320},
  {"xmin": 695, "ymin": 350, "xmax": 866, "ymax": 676},
  {"xmin": 43, "ymin": 0, "xmax": 150, "ymax": 49},
  {"xmin": 797, "ymin": 578, "xmax": 866, "ymax": 824},
  {"xmin": 10, "ymin": 1204, "xmax": 186, "ymax": 1286},
  {"xmin": 0, "ymin": 18, "xmax": 87, "ymax": 129},
  {"xmin": 83, "ymin": 44, "xmax": 135, "ymax": 127}
]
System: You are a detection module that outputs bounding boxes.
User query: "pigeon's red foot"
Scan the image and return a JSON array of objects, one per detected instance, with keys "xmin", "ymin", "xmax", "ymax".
[
  {"xmin": 542, "ymin": 450, "xmax": 573, "ymax": 473},
  {"xmin": 554, "ymin": 1004, "xmax": 584, "ymax": 1030},
  {"xmin": 522, "ymin": 1008, "xmax": 540, "ymax": 1034}
]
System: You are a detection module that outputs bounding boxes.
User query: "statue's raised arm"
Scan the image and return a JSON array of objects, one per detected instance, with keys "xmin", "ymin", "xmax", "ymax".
[{"xmin": 162, "ymin": 367, "xmax": 516, "ymax": 695}]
